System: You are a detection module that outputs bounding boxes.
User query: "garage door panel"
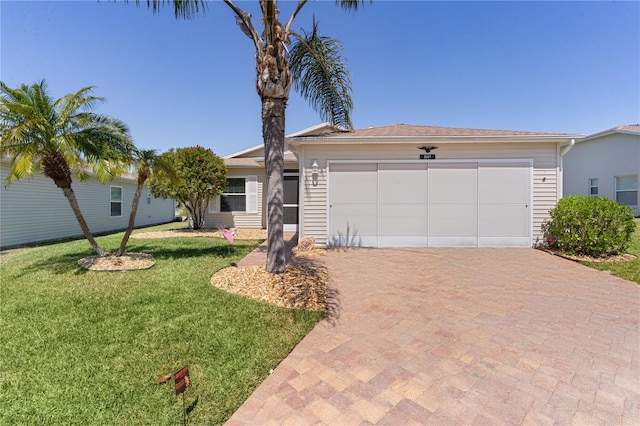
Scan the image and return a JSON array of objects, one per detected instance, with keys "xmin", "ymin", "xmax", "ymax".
[
  {"xmin": 379, "ymin": 164, "xmax": 428, "ymax": 204},
  {"xmin": 329, "ymin": 204, "xmax": 377, "ymax": 247},
  {"xmin": 429, "ymin": 163, "xmax": 477, "ymax": 204},
  {"xmin": 379, "ymin": 204, "xmax": 428, "ymax": 236},
  {"xmin": 330, "ymin": 163, "xmax": 377, "ymax": 204},
  {"xmin": 479, "ymin": 205, "xmax": 529, "ymax": 237},
  {"xmin": 479, "ymin": 163, "xmax": 530, "ymax": 204},
  {"xmin": 429, "ymin": 204, "xmax": 477, "ymax": 237}
]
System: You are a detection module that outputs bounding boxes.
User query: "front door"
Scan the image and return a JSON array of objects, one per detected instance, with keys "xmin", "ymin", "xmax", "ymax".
[{"xmin": 283, "ymin": 171, "xmax": 299, "ymax": 232}]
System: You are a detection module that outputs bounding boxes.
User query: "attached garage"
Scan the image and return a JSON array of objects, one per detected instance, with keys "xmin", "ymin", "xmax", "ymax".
[
  {"xmin": 287, "ymin": 124, "xmax": 582, "ymax": 248},
  {"xmin": 328, "ymin": 161, "xmax": 531, "ymax": 247}
]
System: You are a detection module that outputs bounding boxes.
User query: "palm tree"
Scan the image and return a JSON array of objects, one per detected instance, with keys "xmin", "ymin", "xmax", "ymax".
[
  {"xmin": 137, "ymin": 0, "xmax": 363, "ymax": 273},
  {"xmin": 0, "ymin": 80, "xmax": 135, "ymax": 256},
  {"xmin": 115, "ymin": 149, "xmax": 156, "ymax": 256}
]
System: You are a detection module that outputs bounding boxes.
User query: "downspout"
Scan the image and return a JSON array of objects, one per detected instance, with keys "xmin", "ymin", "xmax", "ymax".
[
  {"xmin": 560, "ymin": 138, "xmax": 576, "ymax": 157},
  {"xmin": 558, "ymin": 139, "xmax": 576, "ymax": 199}
]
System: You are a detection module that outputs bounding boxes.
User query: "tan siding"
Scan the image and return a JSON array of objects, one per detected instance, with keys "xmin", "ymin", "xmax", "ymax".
[
  {"xmin": 1, "ymin": 161, "xmax": 175, "ymax": 248},
  {"xmin": 301, "ymin": 165, "xmax": 328, "ymax": 245},
  {"xmin": 299, "ymin": 142, "xmax": 560, "ymax": 247}
]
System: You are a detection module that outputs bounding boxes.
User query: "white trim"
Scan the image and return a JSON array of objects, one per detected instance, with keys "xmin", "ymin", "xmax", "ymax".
[
  {"xmin": 589, "ymin": 178, "xmax": 599, "ymax": 196},
  {"xmin": 246, "ymin": 175, "xmax": 258, "ymax": 214},
  {"xmin": 110, "ymin": 185, "xmax": 123, "ymax": 218},
  {"xmin": 208, "ymin": 197, "xmax": 219, "ymax": 213},
  {"xmin": 615, "ymin": 174, "xmax": 639, "ymax": 209},
  {"xmin": 290, "ymin": 134, "xmax": 581, "ymax": 146},
  {"xmin": 285, "ymin": 122, "xmax": 337, "ymax": 138},
  {"xmin": 223, "ymin": 144, "xmax": 264, "ymax": 159},
  {"xmin": 217, "ymin": 175, "xmax": 258, "ymax": 214}
]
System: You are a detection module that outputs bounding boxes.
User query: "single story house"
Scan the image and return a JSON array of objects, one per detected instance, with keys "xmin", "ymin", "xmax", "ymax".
[
  {"xmin": 563, "ymin": 125, "xmax": 639, "ymax": 216},
  {"xmin": 0, "ymin": 159, "xmax": 176, "ymax": 249},
  {"xmin": 211, "ymin": 123, "xmax": 582, "ymax": 248}
]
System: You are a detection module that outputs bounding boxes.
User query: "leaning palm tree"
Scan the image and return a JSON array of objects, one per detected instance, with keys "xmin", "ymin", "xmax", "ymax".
[
  {"xmin": 116, "ymin": 149, "xmax": 174, "ymax": 256},
  {"xmin": 136, "ymin": 0, "xmax": 363, "ymax": 273},
  {"xmin": 0, "ymin": 80, "xmax": 135, "ymax": 256},
  {"xmin": 115, "ymin": 149, "xmax": 155, "ymax": 256}
]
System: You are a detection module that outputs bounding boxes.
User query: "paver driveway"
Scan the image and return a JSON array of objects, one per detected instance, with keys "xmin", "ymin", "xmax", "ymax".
[{"xmin": 227, "ymin": 248, "xmax": 639, "ymax": 425}]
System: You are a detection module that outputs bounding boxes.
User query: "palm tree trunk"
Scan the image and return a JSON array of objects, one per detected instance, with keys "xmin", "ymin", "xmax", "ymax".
[
  {"xmin": 60, "ymin": 186, "xmax": 108, "ymax": 256},
  {"xmin": 116, "ymin": 179, "xmax": 145, "ymax": 256},
  {"xmin": 262, "ymin": 97, "xmax": 287, "ymax": 274}
]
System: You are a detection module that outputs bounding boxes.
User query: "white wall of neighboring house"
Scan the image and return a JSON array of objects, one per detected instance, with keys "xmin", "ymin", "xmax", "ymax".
[
  {"xmin": 0, "ymin": 161, "xmax": 176, "ymax": 248},
  {"xmin": 563, "ymin": 130, "xmax": 640, "ymax": 215}
]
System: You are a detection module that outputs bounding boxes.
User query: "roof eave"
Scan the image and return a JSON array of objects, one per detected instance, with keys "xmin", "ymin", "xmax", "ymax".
[
  {"xmin": 287, "ymin": 134, "xmax": 583, "ymax": 145},
  {"xmin": 578, "ymin": 129, "xmax": 640, "ymax": 143}
]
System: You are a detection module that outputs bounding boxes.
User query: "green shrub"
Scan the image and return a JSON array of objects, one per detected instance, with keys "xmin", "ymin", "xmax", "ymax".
[{"xmin": 543, "ymin": 195, "xmax": 636, "ymax": 257}]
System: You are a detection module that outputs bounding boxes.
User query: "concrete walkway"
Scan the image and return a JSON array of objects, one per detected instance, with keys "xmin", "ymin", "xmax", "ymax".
[{"xmin": 227, "ymin": 247, "xmax": 640, "ymax": 425}]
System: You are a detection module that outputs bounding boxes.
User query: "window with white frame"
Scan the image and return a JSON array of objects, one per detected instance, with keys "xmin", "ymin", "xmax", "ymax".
[
  {"xmin": 209, "ymin": 176, "xmax": 257, "ymax": 213},
  {"xmin": 221, "ymin": 178, "xmax": 247, "ymax": 212},
  {"xmin": 615, "ymin": 175, "xmax": 638, "ymax": 207},
  {"xmin": 589, "ymin": 178, "xmax": 598, "ymax": 195},
  {"xmin": 110, "ymin": 186, "xmax": 123, "ymax": 217}
]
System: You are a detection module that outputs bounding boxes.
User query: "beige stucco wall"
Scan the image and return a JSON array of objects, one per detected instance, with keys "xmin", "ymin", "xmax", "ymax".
[
  {"xmin": 293, "ymin": 142, "xmax": 561, "ymax": 247},
  {"xmin": 563, "ymin": 133, "xmax": 639, "ymax": 214}
]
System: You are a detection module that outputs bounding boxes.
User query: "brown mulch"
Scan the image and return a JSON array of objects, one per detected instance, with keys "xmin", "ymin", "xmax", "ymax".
[
  {"xmin": 541, "ymin": 248, "xmax": 637, "ymax": 263},
  {"xmin": 78, "ymin": 253, "xmax": 156, "ymax": 271},
  {"xmin": 211, "ymin": 264, "xmax": 329, "ymax": 312},
  {"xmin": 131, "ymin": 228, "xmax": 267, "ymax": 240}
]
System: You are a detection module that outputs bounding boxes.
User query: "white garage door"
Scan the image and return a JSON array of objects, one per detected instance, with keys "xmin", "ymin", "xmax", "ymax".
[{"xmin": 328, "ymin": 161, "xmax": 531, "ymax": 247}]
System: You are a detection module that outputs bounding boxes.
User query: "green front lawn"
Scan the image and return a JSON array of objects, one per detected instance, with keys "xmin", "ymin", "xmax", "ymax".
[
  {"xmin": 0, "ymin": 225, "xmax": 323, "ymax": 425},
  {"xmin": 579, "ymin": 218, "xmax": 640, "ymax": 284}
]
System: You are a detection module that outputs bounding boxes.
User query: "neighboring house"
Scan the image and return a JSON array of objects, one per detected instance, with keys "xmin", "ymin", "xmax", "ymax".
[
  {"xmin": 0, "ymin": 159, "xmax": 176, "ymax": 248},
  {"xmin": 220, "ymin": 123, "xmax": 581, "ymax": 248},
  {"xmin": 563, "ymin": 125, "xmax": 639, "ymax": 216}
]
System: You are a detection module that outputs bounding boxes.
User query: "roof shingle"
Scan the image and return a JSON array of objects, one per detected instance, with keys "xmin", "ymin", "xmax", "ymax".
[{"xmin": 301, "ymin": 123, "xmax": 574, "ymax": 138}]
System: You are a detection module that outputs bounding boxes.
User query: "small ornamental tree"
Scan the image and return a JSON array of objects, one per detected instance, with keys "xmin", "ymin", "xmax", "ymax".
[
  {"xmin": 149, "ymin": 146, "xmax": 226, "ymax": 229},
  {"xmin": 543, "ymin": 195, "xmax": 636, "ymax": 257}
]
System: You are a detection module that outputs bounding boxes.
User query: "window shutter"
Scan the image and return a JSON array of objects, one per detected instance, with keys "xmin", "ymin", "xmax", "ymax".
[
  {"xmin": 209, "ymin": 197, "xmax": 219, "ymax": 213},
  {"xmin": 246, "ymin": 175, "xmax": 258, "ymax": 214}
]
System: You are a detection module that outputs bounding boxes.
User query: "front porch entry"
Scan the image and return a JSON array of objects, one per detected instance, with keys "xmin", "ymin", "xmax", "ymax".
[{"xmin": 283, "ymin": 170, "xmax": 299, "ymax": 232}]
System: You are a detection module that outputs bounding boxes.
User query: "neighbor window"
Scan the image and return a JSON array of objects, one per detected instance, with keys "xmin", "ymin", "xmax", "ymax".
[
  {"xmin": 221, "ymin": 178, "xmax": 247, "ymax": 212},
  {"xmin": 110, "ymin": 186, "xmax": 123, "ymax": 217},
  {"xmin": 615, "ymin": 175, "xmax": 638, "ymax": 207},
  {"xmin": 589, "ymin": 178, "xmax": 598, "ymax": 195}
]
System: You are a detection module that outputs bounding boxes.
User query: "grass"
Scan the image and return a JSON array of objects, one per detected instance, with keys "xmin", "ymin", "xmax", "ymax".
[
  {"xmin": 578, "ymin": 218, "xmax": 640, "ymax": 284},
  {"xmin": 0, "ymin": 224, "xmax": 324, "ymax": 425}
]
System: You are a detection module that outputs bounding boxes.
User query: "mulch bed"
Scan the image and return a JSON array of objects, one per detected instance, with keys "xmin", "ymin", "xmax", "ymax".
[
  {"xmin": 131, "ymin": 228, "xmax": 267, "ymax": 240},
  {"xmin": 78, "ymin": 253, "xmax": 156, "ymax": 271},
  {"xmin": 211, "ymin": 263, "xmax": 329, "ymax": 312},
  {"xmin": 541, "ymin": 248, "xmax": 637, "ymax": 263}
]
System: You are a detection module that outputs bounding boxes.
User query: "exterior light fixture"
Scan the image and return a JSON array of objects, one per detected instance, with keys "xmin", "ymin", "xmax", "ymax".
[{"xmin": 311, "ymin": 160, "xmax": 319, "ymax": 187}]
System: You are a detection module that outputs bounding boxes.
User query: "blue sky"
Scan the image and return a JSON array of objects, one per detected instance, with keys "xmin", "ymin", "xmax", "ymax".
[{"xmin": 2, "ymin": 1, "xmax": 639, "ymax": 157}]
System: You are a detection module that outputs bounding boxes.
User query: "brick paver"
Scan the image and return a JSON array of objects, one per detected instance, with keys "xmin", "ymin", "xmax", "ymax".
[{"xmin": 226, "ymin": 248, "xmax": 640, "ymax": 425}]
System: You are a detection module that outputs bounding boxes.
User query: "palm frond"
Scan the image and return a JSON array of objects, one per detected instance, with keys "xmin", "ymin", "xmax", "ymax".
[
  {"xmin": 289, "ymin": 19, "xmax": 353, "ymax": 130},
  {"xmin": 335, "ymin": 0, "xmax": 370, "ymax": 11},
  {"xmin": 133, "ymin": 0, "xmax": 208, "ymax": 19}
]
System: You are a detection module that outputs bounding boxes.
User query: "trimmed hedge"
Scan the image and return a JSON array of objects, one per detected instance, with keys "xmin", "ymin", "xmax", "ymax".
[{"xmin": 543, "ymin": 195, "xmax": 636, "ymax": 257}]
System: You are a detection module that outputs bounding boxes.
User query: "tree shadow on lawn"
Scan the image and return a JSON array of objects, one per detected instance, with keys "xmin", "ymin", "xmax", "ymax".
[{"xmin": 21, "ymin": 241, "xmax": 259, "ymax": 276}]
